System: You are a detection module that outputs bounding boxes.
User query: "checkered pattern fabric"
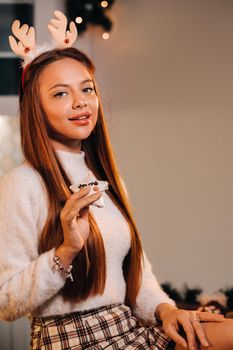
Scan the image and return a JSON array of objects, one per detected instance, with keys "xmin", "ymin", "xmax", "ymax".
[{"xmin": 31, "ymin": 303, "xmax": 175, "ymax": 349}]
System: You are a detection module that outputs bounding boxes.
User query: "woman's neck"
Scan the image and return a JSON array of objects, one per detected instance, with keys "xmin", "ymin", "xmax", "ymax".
[{"xmin": 51, "ymin": 139, "xmax": 82, "ymax": 154}]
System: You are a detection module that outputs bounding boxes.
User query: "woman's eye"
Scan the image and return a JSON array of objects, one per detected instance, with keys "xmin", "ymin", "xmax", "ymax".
[
  {"xmin": 83, "ymin": 87, "xmax": 94, "ymax": 93},
  {"xmin": 54, "ymin": 91, "xmax": 68, "ymax": 98}
]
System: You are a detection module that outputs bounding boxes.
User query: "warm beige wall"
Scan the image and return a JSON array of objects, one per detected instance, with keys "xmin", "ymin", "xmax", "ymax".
[
  {"xmin": 92, "ymin": 0, "xmax": 233, "ymax": 293},
  {"xmin": 1, "ymin": 0, "xmax": 233, "ymax": 295}
]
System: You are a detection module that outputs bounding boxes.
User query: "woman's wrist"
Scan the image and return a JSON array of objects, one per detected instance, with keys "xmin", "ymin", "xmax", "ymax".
[
  {"xmin": 155, "ymin": 303, "xmax": 178, "ymax": 321},
  {"xmin": 55, "ymin": 244, "xmax": 77, "ymax": 268}
]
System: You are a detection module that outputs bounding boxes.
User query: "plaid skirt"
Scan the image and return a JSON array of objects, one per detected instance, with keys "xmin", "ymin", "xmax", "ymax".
[{"xmin": 30, "ymin": 303, "xmax": 175, "ymax": 350}]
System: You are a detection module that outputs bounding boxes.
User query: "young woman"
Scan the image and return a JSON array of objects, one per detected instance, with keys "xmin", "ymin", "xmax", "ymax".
[{"xmin": 1, "ymin": 14, "xmax": 233, "ymax": 350}]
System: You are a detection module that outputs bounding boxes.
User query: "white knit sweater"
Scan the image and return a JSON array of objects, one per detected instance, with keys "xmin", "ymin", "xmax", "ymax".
[{"xmin": 0, "ymin": 150, "xmax": 175, "ymax": 323}]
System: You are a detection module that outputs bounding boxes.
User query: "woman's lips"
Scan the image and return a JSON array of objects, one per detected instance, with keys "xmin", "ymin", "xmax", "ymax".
[{"xmin": 68, "ymin": 115, "xmax": 91, "ymax": 125}]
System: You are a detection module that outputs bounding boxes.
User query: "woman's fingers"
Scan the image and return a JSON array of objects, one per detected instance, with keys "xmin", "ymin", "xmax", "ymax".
[
  {"xmin": 70, "ymin": 186, "xmax": 92, "ymax": 200},
  {"xmin": 61, "ymin": 187, "xmax": 91, "ymax": 214},
  {"xmin": 76, "ymin": 190, "xmax": 102, "ymax": 210},
  {"xmin": 180, "ymin": 319, "xmax": 198, "ymax": 350},
  {"xmin": 162, "ymin": 308, "xmax": 226, "ymax": 350},
  {"xmin": 77, "ymin": 188, "xmax": 99, "ymax": 221},
  {"xmin": 64, "ymin": 191, "xmax": 102, "ymax": 221},
  {"xmin": 165, "ymin": 325, "xmax": 188, "ymax": 348},
  {"xmin": 197, "ymin": 311, "xmax": 225, "ymax": 322},
  {"xmin": 187, "ymin": 311, "xmax": 224, "ymax": 348},
  {"xmin": 191, "ymin": 318, "xmax": 209, "ymax": 347},
  {"xmin": 62, "ymin": 187, "xmax": 101, "ymax": 214}
]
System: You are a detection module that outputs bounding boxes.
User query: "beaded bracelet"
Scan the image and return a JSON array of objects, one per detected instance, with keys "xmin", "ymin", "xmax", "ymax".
[{"xmin": 52, "ymin": 255, "xmax": 73, "ymax": 282}]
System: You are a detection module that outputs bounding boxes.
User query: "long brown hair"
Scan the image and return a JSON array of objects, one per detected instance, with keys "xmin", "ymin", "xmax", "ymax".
[{"xmin": 20, "ymin": 47, "xmax": 143, "ymax": 307}]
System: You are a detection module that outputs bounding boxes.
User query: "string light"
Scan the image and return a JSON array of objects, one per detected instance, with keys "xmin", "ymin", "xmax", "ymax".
[
  {"xmin": 67, "ymin": 0, "xmax": 115, "ymax": 35},
  {"xmin": 101, "ymin": 1, "xmax": 108, "ymax": 8},
  {"xmin": 75, "ymin": 16, "xmax": 83, "ymax": 24},
  {"xmin": 102, "ymin": 32, "xmax": 110, "ymax": 40}
]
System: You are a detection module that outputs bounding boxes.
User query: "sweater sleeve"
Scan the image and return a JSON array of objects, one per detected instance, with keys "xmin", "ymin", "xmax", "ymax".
[
  {"xmin": 0, "ymin": 165, "xmax": 66, "ymax": 322},
  {"xmin": 134, "ymin": 250, "xmax": 176, "ymax": 324}
]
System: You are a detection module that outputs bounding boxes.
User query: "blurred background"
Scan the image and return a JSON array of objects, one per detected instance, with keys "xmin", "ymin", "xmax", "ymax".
[{"xmin": 0, "ymin": 0, "xmax": 233, "ymax": 348}]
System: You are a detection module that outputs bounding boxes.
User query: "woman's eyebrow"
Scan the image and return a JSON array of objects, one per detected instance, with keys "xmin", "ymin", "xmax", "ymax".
[
  {"xmin": 49, "ymin": 79, "xmax": 94, "ymax": 91},
  {"xmin": 81, "ymin": 79, "xmax": 93, "ymax": 84}
]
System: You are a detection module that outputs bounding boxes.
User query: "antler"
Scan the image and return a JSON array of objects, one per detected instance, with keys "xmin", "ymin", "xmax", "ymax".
[
  {"xmin": 8, "ymin": 20, "xmax": 35, "ymax": 58},
  {"xmin": 8, "ymin": 11, "xmax": 77, "ymax": 68},
  {"xmin": 47, "ymin": 10, "xmax": 78, "ymax": 48}
]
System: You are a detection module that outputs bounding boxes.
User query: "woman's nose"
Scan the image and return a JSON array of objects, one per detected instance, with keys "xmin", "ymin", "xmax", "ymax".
[{"xmin": 72, "ymin": 95, "xmax": 87, "ymax": 109}]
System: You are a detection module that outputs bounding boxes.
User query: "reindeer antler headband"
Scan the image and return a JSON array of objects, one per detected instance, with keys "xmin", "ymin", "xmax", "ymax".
[{"xmin": 8, "ymin": 10, "xmax": 78, "ymax": 68}]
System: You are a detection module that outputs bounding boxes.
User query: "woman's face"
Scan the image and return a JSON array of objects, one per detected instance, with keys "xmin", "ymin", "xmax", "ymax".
[{"xmin": 39, "ymin": 57, "xmax": 99, "ymax": 152}]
